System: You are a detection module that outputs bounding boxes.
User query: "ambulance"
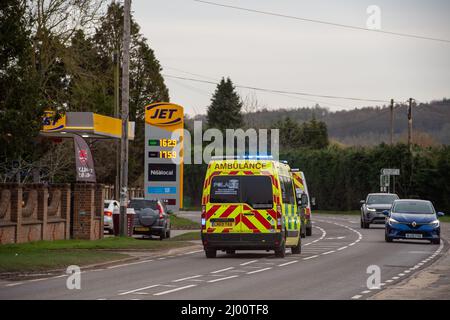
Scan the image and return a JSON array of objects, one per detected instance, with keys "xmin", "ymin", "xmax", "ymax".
[
  {"xmin": 201, "ymin": 155, "xmax": 308, "ymax": 258},
  {"xmin": 291, "ymin": 169, "xmax": 313, "ymax": 237}
]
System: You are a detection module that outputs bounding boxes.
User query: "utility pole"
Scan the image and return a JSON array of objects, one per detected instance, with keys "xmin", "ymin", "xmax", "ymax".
[
  {"xmin": 114, "ymin": 50, "xmax": 120, "ymax": 202},
  {"xmin": 407, "ymin": 98, "xmax": 413, "ymax": 153},
  {"xmin": 390, "ymin": 98, "xmax": 394, "ymax": 145},
  {"xmin": 119, "ymin": 0, "xmax": 131, "ymax": 236}
]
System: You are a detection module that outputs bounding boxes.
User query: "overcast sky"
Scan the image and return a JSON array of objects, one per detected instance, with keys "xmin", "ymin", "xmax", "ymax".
[{"xmin": 132, "ymin": 0, "xmax": 450, "ymax": 116}]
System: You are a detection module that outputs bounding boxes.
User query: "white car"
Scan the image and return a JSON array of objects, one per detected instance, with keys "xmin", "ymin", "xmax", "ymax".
[{"xmin": 104, "ymin": 200, "xmax": 119, "ymax": 234}]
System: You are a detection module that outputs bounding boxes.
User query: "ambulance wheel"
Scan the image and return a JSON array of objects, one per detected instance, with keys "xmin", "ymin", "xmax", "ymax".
[
  {"xmin": 205, "ymin": 249, "xmax": 217, "ymax": 258},
  {"xmin": 275, "ymin": 242, "xmax": 286, "ymax": 258},
  {"xmin": 291, "ymin": 237, "xmax": 301, "ymax": 254},
  {"xmin": 306, "ymin": 226, "xmax": 312, "ymax": 236},
  {"xmin": 300, "ymin": 224, "xmax": 306, "ymax": 238},
  {"xmin": 226, "ymin": 249, "xmax": 236, "ymax": 255}
]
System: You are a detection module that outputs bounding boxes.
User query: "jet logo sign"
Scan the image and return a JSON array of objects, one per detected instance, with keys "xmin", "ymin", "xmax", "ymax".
[{"xmin": 145, "ymin": 103, "xmax": 183, "ymax": 127}]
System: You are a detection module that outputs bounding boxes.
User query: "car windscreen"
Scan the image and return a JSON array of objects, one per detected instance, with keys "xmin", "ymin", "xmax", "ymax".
[
  {"xmin": 129, "ymin": 200, "xmax": 158, "ymax": 210},
  {"xmin": 392, "ymin": 201, "xmax": 434, "ymax": 214},
  {"xmin": 210, "ymin": 176, "xmax": 273, "ymax": 209},
  {"xmin": 367, "ymin": 194, "xmax": 398, "ymax": 205}
]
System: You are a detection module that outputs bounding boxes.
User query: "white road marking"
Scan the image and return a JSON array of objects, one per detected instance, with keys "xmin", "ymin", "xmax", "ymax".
[
  {"xmin": 172, "ymin": 275, "xmax": 203, "ymax": 282},
  {"xmin": 278, "ymin": 260, "xmax": 298, "ymax": 267},
  {"xmin": 211, "ymin": 267, "xmax": 234, "ymax": 274},
  {"xmin": 303, "ymin": 255, "xmax": 319, "ymax": 260},
  {"xmin": 351, "ymin": 295, "xmax": 362, "ymax": 299},
  {"xmin": 322, "ymin": 250, "xmax": 335, "ymax": 255},
  {"xmin": 207, "ymin": 275, "xmax": 239, "ymax": 283},
  {"xmin": 108, "ymin": 259, "xmax": 153, "ymax": 269},
  {"xmin": 153, "ymin": 284, "xmax": 197, "ymax": 296},
  {"xmin": 246, "ymin": 267, "xmax": 272, "ymax": 275},
  {"xmin": 119, "ymin": 284, "xmax": 160, "ymax": 296},
  {"xmin": 240, "ymin": 260, "xmax": 258, "ymax": 266},
  {"xmin": 184, "ymin": 250, "xmax": 203, "ymax": 255},
  {"xmin": 5, "ymin": 282, "xmax": 24, "ymax": 287}
]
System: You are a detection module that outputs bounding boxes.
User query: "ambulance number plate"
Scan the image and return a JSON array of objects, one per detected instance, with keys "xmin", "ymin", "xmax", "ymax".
[{"xmin": 210, "ymin": 218, "xmax": 234, "ymax": 227}]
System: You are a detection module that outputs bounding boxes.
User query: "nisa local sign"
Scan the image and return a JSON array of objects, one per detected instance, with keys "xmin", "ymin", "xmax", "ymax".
[
  {"xmin": 145, "ymin": 102, "xmax": 183, "ymax": 127},
  {"xmin": 42, "ymin": 110, "xmax": 66, "ymax": 132}
]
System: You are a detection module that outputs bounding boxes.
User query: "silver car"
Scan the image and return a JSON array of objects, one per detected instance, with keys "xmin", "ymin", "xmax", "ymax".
[{"xmin": 360, "ymin": 193, "xmax": 399, "ymax": 229}]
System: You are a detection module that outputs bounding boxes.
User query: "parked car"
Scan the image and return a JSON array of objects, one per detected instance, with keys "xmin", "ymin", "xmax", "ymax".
[
  {"xmin": 104, "ymin": 200, "xmax": 119, "ymax": 234},
  {"xmin": 384, "ymin": 199, "xmax": 444, "ymax": 244},
  {"xmin": 360, "ymin": 193, "xmax": 399, "ymax": 228},
  {"xmin": 129, "ymin": 198, "xmax": 171, "ymax": 240}
]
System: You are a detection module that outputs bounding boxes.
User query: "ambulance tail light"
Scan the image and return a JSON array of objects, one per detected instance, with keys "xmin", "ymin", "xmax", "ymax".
[
  {"xmin": 276, "ymin": 205, "xmax": 282, "ymax": 231},
  {"xmin": 201, "ymin": 205, "xmax": 206, "ymax": 230}
]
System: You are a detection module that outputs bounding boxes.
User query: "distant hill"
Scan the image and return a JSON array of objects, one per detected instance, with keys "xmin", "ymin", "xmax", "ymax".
[{"xmin": 188, "ymin": 99, "xmax": 450, "ymax": 146}]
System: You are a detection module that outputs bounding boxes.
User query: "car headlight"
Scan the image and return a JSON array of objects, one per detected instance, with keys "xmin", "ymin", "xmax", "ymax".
[
  {"xmin": 429, "ymin": 219, "xmax": 440, "ymax": 228},
  {"xmin": 367, "ymin": 207, "xmax": 376, "ymax": 212},
  {"xmin": 388, "ymin": 217, "xmax": 399, "ymax": 225}
]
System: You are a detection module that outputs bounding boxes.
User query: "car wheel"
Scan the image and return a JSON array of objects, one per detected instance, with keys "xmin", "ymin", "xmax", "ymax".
[
  {"xmin": 291, "ymin": 236, "xmax": 301, "ymax": 254},
  {"xmin": 360, "ymin": 218, "xmax": 366, "ymax": 229},
  {"xmin": 431, "ymin": 238, "xmax": 440, "ymax": 245},
  {"xmin": 306, "ymin": 226, "xmax": 312, "ymax": 236},
  {"xmin": 385, "ymin": 232, "xmax": 393, "ymax": 243},
  {"xmin": 205, "ymin": 248, "xmax": 217, "ymax": 258}
]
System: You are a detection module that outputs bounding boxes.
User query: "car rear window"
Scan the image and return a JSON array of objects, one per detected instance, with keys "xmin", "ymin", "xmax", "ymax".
[
  {"xmin": 129, "ymin": 200, "xmax": 158, "ymax": 210},
  {"xmin": 210, "ymin": 176, "xmax": 273, "ymax": 209},
  {"xmin": 393, "ymin": 201, "xmax": 434, "ymax": 214}
]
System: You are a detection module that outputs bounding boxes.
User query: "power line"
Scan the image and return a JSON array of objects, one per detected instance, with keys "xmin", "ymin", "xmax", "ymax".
[
  {"xmin": 193, "ymin": 0, "xmax": 450, "ymax": 44},
  {"xmin": 162, "ymin": 74, "xmax": 390, "ymax": 104},
  {"xmin": 164, "ymin": 65, "xmax": 349, "ymax": 109}
]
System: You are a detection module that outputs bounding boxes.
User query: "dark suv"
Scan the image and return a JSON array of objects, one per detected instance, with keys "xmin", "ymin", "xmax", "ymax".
[
  {"xmin": 360, "ymin": 193, "xmax": 399, "ymax": 229},
  {"xmin": 130, "ymin": 199, "xmax": 171, "ymax": 240}
]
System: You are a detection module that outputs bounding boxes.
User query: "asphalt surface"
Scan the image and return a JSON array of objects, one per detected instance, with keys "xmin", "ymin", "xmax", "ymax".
[{"xmin": 0, "ymin": 214, "xmax": 446, "ymax": 300}]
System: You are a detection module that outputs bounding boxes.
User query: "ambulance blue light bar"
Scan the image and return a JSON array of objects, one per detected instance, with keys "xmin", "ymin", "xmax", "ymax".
[{"xmin": 211, "ymin": 155, "xmax": 273, "ymax": 160}]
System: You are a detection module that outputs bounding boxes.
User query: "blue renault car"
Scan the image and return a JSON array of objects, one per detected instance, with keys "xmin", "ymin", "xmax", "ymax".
[{"xmin": 384, "ymin": 199, "xmax": 444, "ymax": 244}]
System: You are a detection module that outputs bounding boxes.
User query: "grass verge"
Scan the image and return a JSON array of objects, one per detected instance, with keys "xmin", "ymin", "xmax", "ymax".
[
  {"xmin": 169, "ymin": 231, "xmax": 201, "ymax": 241},
  {"xmin": 171, "ymin": 214, "xmax": 200, "ymax": 229},
  {"xmin": 0, "ymin": 237, "xmax": 193, "ymax": 273}
]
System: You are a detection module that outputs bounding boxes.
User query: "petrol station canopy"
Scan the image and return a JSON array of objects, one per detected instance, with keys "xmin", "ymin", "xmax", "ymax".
[{"xmin": 40, "ymin": 111, "xmax": 135, "ymax": 140}]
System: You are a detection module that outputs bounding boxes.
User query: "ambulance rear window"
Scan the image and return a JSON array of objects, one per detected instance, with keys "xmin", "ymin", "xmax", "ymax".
[
  {"xmin": 210, "ymin": 176, "xmax": 240, "ymax": 203},
  {"xmin": 210, "ymin": 176, "xmax": 273, "ymax": 209}
]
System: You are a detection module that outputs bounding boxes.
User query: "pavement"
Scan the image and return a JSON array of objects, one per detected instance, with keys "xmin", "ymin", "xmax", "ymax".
[{"xmin": 0, "ymin": 213, "xmax": 447, "ymax": 300}]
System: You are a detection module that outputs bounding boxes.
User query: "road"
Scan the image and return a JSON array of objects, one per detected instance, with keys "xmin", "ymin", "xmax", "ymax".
[{"xmin": 0, "ymin": 214, "xmax": 446, "ymax": 300}]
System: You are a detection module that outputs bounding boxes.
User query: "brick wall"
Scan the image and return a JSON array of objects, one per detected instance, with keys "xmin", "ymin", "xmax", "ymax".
[{"xmin": 0, "ymin": 183, "xmax": 102, "ymax": 244}]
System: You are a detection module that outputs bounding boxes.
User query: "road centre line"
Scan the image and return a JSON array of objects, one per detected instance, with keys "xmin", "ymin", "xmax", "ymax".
[
  {"xmin": 303, "ymin": 255, "xmax": 319, "ymax": 260},
  {"xmin": 246, "ymin": 267, "xmax": 272, "ymax": 274},
  {"xmin": 278, "ymin": 260, "xmax": 298, "ymax": 267},
  {"xmin": 211, "ymin": 267, "xmax": 234, "ymax": 274},
  {"xmin": 119, "ymin": 284, "xmax": 160, "ymax": 296},
  {"xmin": 172, "ymin": 275, "xmax": 203, "ymax": 282},
  {"xmin": 153, "ymin": 284, "xmax": 197, "ymax": 296},
  {"xmin": 207, "ymin": 275, "xmax": 239, "ymax": 283}
]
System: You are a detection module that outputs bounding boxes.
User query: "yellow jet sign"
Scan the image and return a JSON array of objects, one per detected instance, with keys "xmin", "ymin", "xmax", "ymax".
[{"xmin": 145, "ymin": 102, "xmax": 183, "ymax": 127}]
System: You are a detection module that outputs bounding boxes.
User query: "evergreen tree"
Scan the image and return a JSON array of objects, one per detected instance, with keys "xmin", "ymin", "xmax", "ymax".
[
  {"xmin": 207, "ymin": 78, "xmax": 243, "ymax": 130},
  {"xmin": 301, "ymin": 118, "xmax": 329, "ymax": 149}
]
